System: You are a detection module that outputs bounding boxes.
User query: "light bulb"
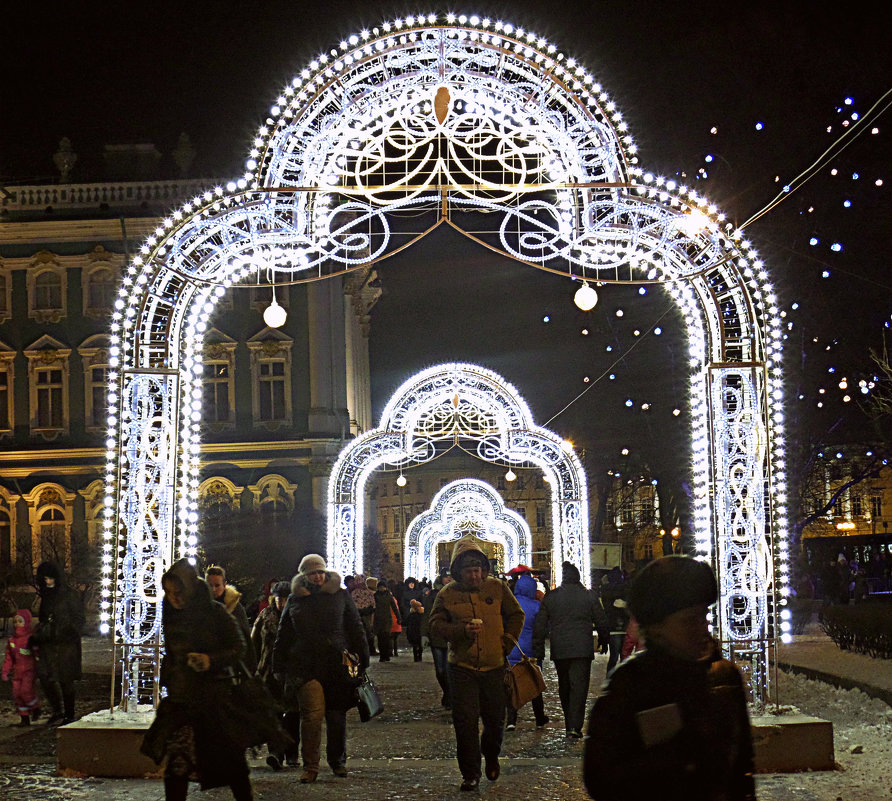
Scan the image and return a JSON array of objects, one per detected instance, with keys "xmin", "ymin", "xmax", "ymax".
[
  {"xmin": 263, "ymin": 298, "xmax": 287, "ymax": 327},
  {"xmin": 505, "ymin": 469, "xmax": 516, "ymax": 482},
  {"xmin": 574, "ymin": 281, "xmax": 598, "ymax": 311},
  {"xmin": 396, "ymin": 474, "xmax": 407, "ymax": 487}
]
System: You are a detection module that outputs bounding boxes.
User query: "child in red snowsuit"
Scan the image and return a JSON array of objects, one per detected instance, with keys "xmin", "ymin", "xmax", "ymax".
[{"xmin": 2, "ymin": 609, "xmax": 41, "ymax": 725}]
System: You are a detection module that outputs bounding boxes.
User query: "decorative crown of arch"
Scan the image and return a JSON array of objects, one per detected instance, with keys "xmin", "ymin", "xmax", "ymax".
[
  {"xmin": 405, "ymin": 478, "xmax": 533, "ymax": 581},
  {"xmin": 327, "ymin": 362, "xmax": 588, "ymax": 583},
  {"xmin": 105, "ymin": 14, "xmax": 787, "ymax": 711}
]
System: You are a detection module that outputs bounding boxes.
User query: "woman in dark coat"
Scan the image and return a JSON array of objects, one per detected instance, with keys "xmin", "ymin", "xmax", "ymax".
[
  {"xmin": 152, "ymin": 559, "xmax": 253, "ymax": 801},
  {"xmin": 272, "ymin": 554, "xmax": 369, "ymax": 783},
  {"xmin": 372, "ymin": 578, "xmax": 401, "ymax": 661},
  {"xmin": 33, "ymin": 561, "xmax": 85, "ymax": 724}
]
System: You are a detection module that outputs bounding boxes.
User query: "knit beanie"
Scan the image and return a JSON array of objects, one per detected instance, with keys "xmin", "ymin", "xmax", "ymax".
[
  {"xmin": 298, "ymin": 554, "xmax": 327, "ymax": 576},
  {"xmin": 561, "ymin": 561, "xmax": 581, "ymax": 583},
  {"xmin": 628, "ymin": 555, "xmax": 717, "ymax": 627},
  {"xmin": 366, "ymin": 576, "xmax": 379, "ymax": 591}
]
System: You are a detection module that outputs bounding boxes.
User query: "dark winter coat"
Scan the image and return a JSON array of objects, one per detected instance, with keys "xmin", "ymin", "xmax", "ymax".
[
  {"xmin": 507, "ymin": 574, "xmax": 541, "ymax": 666},
  {"xmin": 400, "ymin": 578, "xmax": 424, "ymax": 618},
  {"xmin": 583, "ymin": 638, "xmax": 756, "ymax": 801},
  {"xmin": 251, "ymin": 602, "xmax": 283, "ymax": 681},
  {"xmin": 373, "ymin": 585, "xmax": 400, "ymax": 637},
  {"xmin": 600, "ymin": 570, "xmax": 630, "ymax": 636},
  {"xmin": 153, "ymin": 559, "xmax": 249, "ymax": 790},
  {"xmin": 532, "ymin": 569, "xmax": 608, "ymax": 660},
  {"xmin": 33, "ymin": 561, "xmax": 84, "ymax": 684},
  {"xmin": 272, "ymin": 570, "xmax": 369, "ymax": 711}
]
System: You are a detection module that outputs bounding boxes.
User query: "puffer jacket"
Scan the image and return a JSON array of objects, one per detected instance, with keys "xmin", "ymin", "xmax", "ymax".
[
  {"xmin": 583, "ymin": 638, "xmax": 756, "ymax": 801},
  {"xmin": 272, "ymin": 570, "xmax": 369, "ymax": 711},
  {"xmin": 532, "ymin": 565, "xmax": 608, "ymax": 660},
  {"xmin": 507, "ymin": 573, "xmax": 541, "ymax": 666},
  {"xmin": 428, "ymin": 535, "xmax": 524, "ymax": 672}
]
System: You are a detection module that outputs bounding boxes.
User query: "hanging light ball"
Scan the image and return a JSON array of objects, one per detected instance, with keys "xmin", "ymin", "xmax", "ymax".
[
  {"xmin": 505, "ymin": 468, "xmax": 516, "ymax": 482},
  {"xmin": 263, "ymin": 297, "xmax": 287, "ymax": 328},
  {"xmin": 574, "ymin": 281, "xmax": 598, "ymax": 311},
  {"xmin": 396, "ymin": 473, "xmax": 407, "ymax": 487}
]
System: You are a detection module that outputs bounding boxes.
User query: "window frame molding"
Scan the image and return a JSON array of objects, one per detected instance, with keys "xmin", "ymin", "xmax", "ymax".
[
  {"xmin": 26, "ymin": 251, "xmax": 67, "ymax": 323},
  {"xmin": 81, "ymin": 257, "xmax": 119, "ymax": 319},
  {"xmin": 0, "ymin": 340, "xmax": 15, "ymax": 437},
  {"xmin": 78, "ymin": 334, "xmax": 111, "ymax": 433},
  {"xmin": 247, "ymin": 330, "xmax": 293, "ymax": 430},
  {"xmin": 0, "ymin": 260, "xmax": 10, "ymax": 324},
  {"xmin": 202, "ymin": 332, "xmax": 238, "ymax": 431},
  {"xmin": 24, "ymin": 335, "xmax": 71, "ymax": 439},
  {"xmin": 23, "ymin": 483, "xmax": 76, "ymax": 570}
]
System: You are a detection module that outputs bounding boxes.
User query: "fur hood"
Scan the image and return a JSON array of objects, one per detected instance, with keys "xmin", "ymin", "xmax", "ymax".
[
  {"xmin": 449, "ymin": 534, "xmax": 491, "ymax": 581},
  {"xmin": 291, "ymin": 570, "xmax": 343, "ymax": 597},
  {"xmin": 219, "ymin": 584, "xmax": 243, "ymax": 614}
]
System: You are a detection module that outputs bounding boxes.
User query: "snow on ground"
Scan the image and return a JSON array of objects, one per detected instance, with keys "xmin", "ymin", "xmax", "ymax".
[{"xmin": 756, "ymin": 667, "xmax": 892, "ymax": 801}]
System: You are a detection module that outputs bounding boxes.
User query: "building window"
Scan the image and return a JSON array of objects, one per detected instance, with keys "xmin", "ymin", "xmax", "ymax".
[
  {"xmin": 0, "ymin": 509, "xmax": 10, "ymax": 567},
  {"xmin": 39, "ymin": 507, "xmax": 66, "ymax": 562},
  {"xmin": 536, "ymin": 505, "xmax": 546, "ymax": 530},
  {"xmin": 851, "ymin": 493, "xmax": 863, "ymax": 516},
  {"xmin": 871, "ymin": 495, "xmax": 883, "ymax": 518},
  {"xmin": 394, "ymin": 551, "xmax": 401, "ymax": 563},
  {"xmin": 203, "ymin": 362, "xmax": 232, "ymax": 423},
  {"xmin": 85, "ymin": 267, "xmax": 116, "ymax": 316},
  {"xmin": 259, "ymin": 360, "xmax": 286, "ymax": 420},
  {"xmin": 497, "ymin": 475, "xmax": 506, "ymax": 490},
  {"xmin": 36, "ymin": 369, "xmax": 64, "ymax": 429},
  {"xmin": 416, "ymin": 480, "xmax": 423, "ymax": 494},
  {"xmin": 88, "ymin": 365, "xmax": 108, "ymax": 429},
  {"xmin": 392, "ymin": 509, "xmax": 400, "ymax": 532},
  {"xmin": 0, "ymin": 365, "xmax": 10, "ymax": 432},
  {"xmin": 381, "ymin": 513, "xmax": 389, "ymax": 534},
  {"xmin": 643, "ymin": 542, "xmax": 654, "ymax": 560},
  {"xmin": 515, "ymin": 506, "xmax": 526, "ymax": 521},
  {"xmin": 620, "ymin": 504, "xmax": 634, "ymax": 525},
  {"xmin": 0, "ymin": 269, "xmax": 9, "ymax": 321},
  {"xmin": 34, "ymin": 271, "xmax": 63, "ymax": 311}
]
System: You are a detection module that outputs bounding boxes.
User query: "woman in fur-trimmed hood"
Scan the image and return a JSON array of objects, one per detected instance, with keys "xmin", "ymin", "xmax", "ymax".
[{"xmin": 272, "ymin": 554, "xmax": 369, "ymax": 783}]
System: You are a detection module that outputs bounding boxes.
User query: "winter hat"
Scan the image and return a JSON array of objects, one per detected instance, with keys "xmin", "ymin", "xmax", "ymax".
[
  {"xmin": 561, "ymin": 561, "xmax": 581, "ymax": 583},
  {"xmin": 628, "ymin": 555, "xmax": 717, "ymax": 627},
  {"xmin": 298, "ymin": 554, "xmax": 327, "ymax": 576},
  {"xmin": 272, "ymin": 581, "xmax": 291, "ymax": 598},
  {"xmin": 366, "ymin": 576, "xmax": 379, "ymax": 590}
]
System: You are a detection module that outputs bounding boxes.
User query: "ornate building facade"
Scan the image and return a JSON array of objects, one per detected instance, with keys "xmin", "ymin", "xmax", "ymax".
[{"xmin": 0, "ymin": 165, "xmax": 379, "ymax": 596}]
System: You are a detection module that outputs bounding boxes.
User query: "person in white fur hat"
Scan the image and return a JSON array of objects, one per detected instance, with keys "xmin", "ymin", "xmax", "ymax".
[{"xmin": 272, "ymin": 554, "xmax": 369, "ymax": 783}]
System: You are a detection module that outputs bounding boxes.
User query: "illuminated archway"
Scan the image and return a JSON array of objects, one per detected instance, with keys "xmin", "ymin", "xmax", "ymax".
[
  {"xmin": 106, "ymin": 15, "xmax": 787, "ymax": 708},
  {"xmin": 329, "ymin": 364, "xmax": 579, "ymax": 579},
  {"xmin": 405, "ymin": 478, "xmax": 533, "ymax": 580}
]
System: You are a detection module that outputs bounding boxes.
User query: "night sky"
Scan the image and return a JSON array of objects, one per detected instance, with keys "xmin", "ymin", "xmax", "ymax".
[{"xmin": 3, "ymin": 3, "xmax": 890, "ymax": 490}]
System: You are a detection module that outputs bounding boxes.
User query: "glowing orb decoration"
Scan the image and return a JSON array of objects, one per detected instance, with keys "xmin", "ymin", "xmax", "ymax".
[
  {"xmin": 574, "ymin": 281, "xmax": 599, "ymax": 311},
  {"xmin": 105, "ymin": 14, "xmax": 787, "ymax": 711}
]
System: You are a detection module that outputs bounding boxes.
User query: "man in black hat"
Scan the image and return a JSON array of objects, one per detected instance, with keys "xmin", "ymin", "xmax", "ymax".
[
  {"xmin": 583, "ymin": 555, "xmax": 755, "ymax": 801},
  {"xmin": 532, "ymin": 561, "xmax": 608, "ymax": 738}
]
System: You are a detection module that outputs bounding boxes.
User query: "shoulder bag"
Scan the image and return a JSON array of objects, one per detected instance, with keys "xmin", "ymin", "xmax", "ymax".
[
  {"xmin": 504, "ymin": 637, "xmax": 546, "ymax": 710},
  {"xmin": 356, "ymin": 672, "xmax": 384, "ymax": 721}
]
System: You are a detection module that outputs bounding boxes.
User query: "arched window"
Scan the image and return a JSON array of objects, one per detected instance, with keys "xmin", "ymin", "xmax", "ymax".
[{"xmin": 38, "ymin": 507, "xmax": 66, "ymax": 563}]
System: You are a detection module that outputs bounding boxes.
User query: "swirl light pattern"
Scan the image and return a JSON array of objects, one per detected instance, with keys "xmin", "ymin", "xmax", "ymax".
[
  {"xmin": 327, "ymin": 363, "xmax": 589, "ymax": 584},
  {"xmin": 405, "ymin": 478, "xmax": 533, "ymax": 580},
  {"xmin": 104, "ymin": 14, "xmax": 787, "ymax": 708}
]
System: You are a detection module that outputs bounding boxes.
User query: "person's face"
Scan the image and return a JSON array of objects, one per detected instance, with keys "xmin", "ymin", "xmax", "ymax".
[
  {"xmin": 460, "ymin": 564, "xmax": 484, "ymax": 590},
  {"xmin": 275, "ymin": 595, "xmax": 288, "ymax": 610},
  {"xmin": 647, "ymin": 603, "xmax": 711, "ymax": 661},
  {"xmin": 14, "ymin": 614, "xmax": 25, "ymax": 628},
  {"xmin": 307, "ymin": 569, "xmax": 326, "ymax": 587},
  {"xmin": 206, "ymin": 574, "xmax": 225, "ymax": 599},
  {"xmin": 44, "ymin": 576, "xmax": 56, "ymax": 589},
  {"xmin": 163, "ymin": 579, "xmax": 187, "ymax": 610}
]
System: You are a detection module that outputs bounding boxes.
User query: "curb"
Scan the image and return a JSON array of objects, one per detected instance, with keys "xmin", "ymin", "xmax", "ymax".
[{"xmin": 777, "ymin": 661, "xmax": 892, "ymax": 708}]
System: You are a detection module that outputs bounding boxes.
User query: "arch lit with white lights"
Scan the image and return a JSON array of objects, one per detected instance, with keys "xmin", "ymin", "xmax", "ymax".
[
  {"xmin": 328, "ymin": 364, "xmax": 574, "ymax": 577},
  {"xmin": 405, "ymin": 478, "xmax": 533, "ymax": 580},
  {"xmin": 104, "ymin": 14, "xmax": 788, "ymax": 709}
]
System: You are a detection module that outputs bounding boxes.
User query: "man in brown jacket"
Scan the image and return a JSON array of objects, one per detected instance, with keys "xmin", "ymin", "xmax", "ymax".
[{"xmin": 429, "ymin": 535, "xmax": 524, "ymax": 792}]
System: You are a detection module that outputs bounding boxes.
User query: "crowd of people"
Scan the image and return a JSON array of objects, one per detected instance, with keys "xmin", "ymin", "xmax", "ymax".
[{"xmin": 2, "ymin": 548, "xmax": 757, "ymax": 799}]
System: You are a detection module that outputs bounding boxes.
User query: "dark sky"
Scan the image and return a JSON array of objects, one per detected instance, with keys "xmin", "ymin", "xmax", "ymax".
[{"xmin": 4, "ymin": 3, "xmax": 890, "ymax": 479}]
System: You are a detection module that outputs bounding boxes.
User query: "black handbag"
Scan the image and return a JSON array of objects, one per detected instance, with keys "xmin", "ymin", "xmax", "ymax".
[
  {"xmin": 227, "ymin": 663, "xmax": 292, "ymax": 751},
  {"xmin": 356, "ymin": 672, "xmax": 383, "ymax": 722}
]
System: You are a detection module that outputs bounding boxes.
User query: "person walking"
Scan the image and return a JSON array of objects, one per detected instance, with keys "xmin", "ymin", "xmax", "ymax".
[
  {"xmin": 147, "ymin": 558, "xmax": 254, "ymax": 801},
  {"xmin": 350, "ymin": 573, "xmax": 378, "ymax": 656},
  {"xmin": 33, "ymin": 561, "xmax": 84, "ymax": 725},
  {"xmin": 205, "ymin": 565, "xmax": 255, "ymax": 670},
  {"xmin": 428, "ymin": 535, "xmax": 524, "ymax": 791},
  {"xmin": 599, "ymin": 567, "xmax": 630, "ymax": 676},
  {"xmin": 532, "ymin": 561, "xmax": 608, "ymax": 738},
  {"xmin": 2, "ymin": 609, "xmax": 41, "ymax": 725},
  {"xmin": 272, "ymin": 554, "xmax": 369, "ymax": 783},
  {"xmin": 505, "ymin": 572, "xmax": 549, "ymax": 731},
  {"xmin": 583, "ymin": 555, "xmax": 756, "ymax": 801},
  {"xmin": 405, "ymin": 598, "xmax": 425, "ymax": 662},
  {"xmin": 422, "ymin": 572, "xmax": 453, "ymax": 708},
  {"xmin": 372, "ymin": 578, "xmax": 400, "ymax": 662},
  {"xmin": 250, "ymin": 581, "xmax": 296, "ymax": 771}
]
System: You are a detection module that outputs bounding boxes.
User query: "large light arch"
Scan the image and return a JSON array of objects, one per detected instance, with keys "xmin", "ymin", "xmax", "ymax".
[
  {"xmin": 105, "ymin": 15, "xmax": 787, "ymax": 708},
  {"xmin": 405, "ymin": 477, "xmax": 533, "ymax": 581},
  {"xmin": 328, "ymin": 363, "xmax": 582, "ymax": 580}
]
